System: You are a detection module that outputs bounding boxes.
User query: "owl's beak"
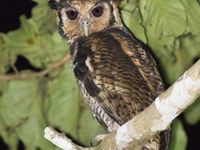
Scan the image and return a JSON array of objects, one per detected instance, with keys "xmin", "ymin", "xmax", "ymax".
[{"xmin": 81, "ymin": 20, "xmax": 89, "ymax": 36}]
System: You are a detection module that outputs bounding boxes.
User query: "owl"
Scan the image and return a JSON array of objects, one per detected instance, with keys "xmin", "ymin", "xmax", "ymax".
[{"xmin": 48, "ymin": 0, "xmax": 170, "ymax": 149}]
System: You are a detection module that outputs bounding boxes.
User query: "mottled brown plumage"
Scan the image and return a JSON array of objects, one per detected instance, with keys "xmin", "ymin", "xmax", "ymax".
[{"xmin": 49, "ymin": 0, "xmax": 170, "ymax": 149}]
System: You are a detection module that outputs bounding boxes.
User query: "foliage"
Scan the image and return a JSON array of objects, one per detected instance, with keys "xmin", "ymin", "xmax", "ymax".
[
  {"xmin": 0, "ymin": 0, "xmax": 200, "ymax": 149},
  {"xmin": 168, "ymin": 120, "xmax": 188, "ymax": 150}
]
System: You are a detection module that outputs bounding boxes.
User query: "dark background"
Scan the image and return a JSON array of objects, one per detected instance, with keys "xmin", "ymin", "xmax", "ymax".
[{"xmin": 0, "ymin": 0, "xmax": 199, "ymax": 150}]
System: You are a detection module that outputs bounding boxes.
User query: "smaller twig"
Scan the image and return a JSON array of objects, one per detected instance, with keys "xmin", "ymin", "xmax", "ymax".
[
  {"xmin": 10, "ymin": 63, "xmax": 19, "ymax": 74},
  {"xmin": 0, "ymin": 54, "xmax": 70, "ymax": 81},
  {"xmin": 44, "ymin": 127, "xmax": 85, "ymax": 150}
]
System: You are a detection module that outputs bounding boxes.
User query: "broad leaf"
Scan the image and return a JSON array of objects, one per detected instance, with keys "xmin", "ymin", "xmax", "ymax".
[
  {"xmin": 0, "ymin": 79, "xmax": 55, "ymax": 149},
  {"xmin": 184, "ymin": 97, "xmax": 200, "ymax": 125},
  {"xmin": 168, "ymin": 120, "xmax": 187, "ymax": 150}
]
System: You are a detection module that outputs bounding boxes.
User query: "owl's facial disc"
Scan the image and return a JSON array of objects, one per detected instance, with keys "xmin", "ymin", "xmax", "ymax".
[
  {"xmin": 53, "ymin": 0, "xmax": 122, "ymax": 41},
  {"xmin": 80, "ymin": 19, "xmax": 90, "ymax": 36},
  {"xmin": 80, "ymin": 3, "xmax": 105, "ymax": 36}
]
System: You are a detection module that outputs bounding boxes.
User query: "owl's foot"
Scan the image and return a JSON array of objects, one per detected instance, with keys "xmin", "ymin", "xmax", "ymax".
[{"xmin": 90, "ymin": 133, "xmax": 108, "ymax": 146}]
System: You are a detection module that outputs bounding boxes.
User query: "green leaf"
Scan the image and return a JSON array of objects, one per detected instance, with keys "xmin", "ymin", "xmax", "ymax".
[
  {"xmin": 0, "ymin": 79, "xmax": 54, "ymax": 149},
  {"xmin": 0, "ymin": 33, "xmax": 16, "ymax": 74},
  {"xmin": 168, "ymin": 120, "xmax": 188, "ymax": 150},
  {"xmin": 184, "ymin": 97, "xmax": 200, "ymax": 125},
  {"xmin": 0, "ymin": 16, "xmax": 67, "ymax": 68},
  {"xmin": 181, "ymin": 0, "xmax": 200, "ymax": 35},
  {"xmin": 121, "ymin": 0, "xmax": 147, "ymax": 43},
  {"xmin": 0, "ymin": 0, "xmax": 66, "ymax": 69},
  {"xmin": 136, "ymin": 0, "xmax": 200, "ymax": 84},
  {"xmin": 77, "ymin": 107, "xmax": 105, "ymax": 145},
  {"xmin": 0, "ymin": 114, "xmax": 18, "ymax": 150},
  {"xmin": 46, "ymin": 66, "xmax": 80, "ymax": 138},
  {"xmin": 139, "ymin": 0, "xmax": 187, "ymax": 45},
  {"xmin": 161, "ymin": 33, "xmax": 200, "ymax": 84},
  {"xmin": 31, "ymin": 0, "xmax": 57, "ymax": 34}
]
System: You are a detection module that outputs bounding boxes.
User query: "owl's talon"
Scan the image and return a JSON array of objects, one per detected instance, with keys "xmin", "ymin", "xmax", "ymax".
[{"xmin": 90, "ymin": 134, "xmax": 108, "ymax": 146}]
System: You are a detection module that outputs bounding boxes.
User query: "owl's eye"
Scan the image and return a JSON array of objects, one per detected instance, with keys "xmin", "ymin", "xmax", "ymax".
[
  {"xmin": 66, "ymin": 10, "xmax": 78, "ymax": 20},
  {"xmin": 91, "ymin": 6, "xmax": 104, "ymax": 17}
]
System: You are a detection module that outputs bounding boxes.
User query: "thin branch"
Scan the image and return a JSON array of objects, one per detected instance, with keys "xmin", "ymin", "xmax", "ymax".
[
  {"xmin": 44, "ymin": 127, "xmax": 85, "ymax": 150},
  {"xmin": 10, "ymin": 63, "xmax": 19, "ymax": 74},
  {"xmin": 0, "ymin": 54, "xmax": 70, "ymax": 81},
  {"xmin": 44, "ymin": 59, "xmax": 200, "ymax": 150}
]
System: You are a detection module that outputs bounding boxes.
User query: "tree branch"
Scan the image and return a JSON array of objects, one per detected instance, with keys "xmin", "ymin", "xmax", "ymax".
[
  {"xmin": 44, "ymin": 59, "xmax": 200, "ymax": 150},
  {"xmin": 44, "ymin": 127, "xmax": 85, "ymax": 150},
  {"xmin": 0, "ymin": 54, "xmax": 70, "ymax": 81}
]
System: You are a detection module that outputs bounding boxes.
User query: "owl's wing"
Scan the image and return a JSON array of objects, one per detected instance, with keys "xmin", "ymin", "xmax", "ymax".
[
  {"xmin": 109, "ymin": 28, "xmax": 165, "ymax": 97},
  {"xmin": 71, "ymin": 31, "xmax": 163, "ymax": 126}
]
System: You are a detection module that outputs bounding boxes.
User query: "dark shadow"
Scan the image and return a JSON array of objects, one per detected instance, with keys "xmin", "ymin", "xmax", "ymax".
[{"xmin": 0, "ymin": 0, "xmax": 37, "ymax": 33}]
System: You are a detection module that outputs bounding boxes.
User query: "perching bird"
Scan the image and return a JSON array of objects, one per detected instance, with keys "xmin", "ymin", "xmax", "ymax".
[{"xmin": 48, "ymin": 0, "xmax": 170, "ymax": 149}]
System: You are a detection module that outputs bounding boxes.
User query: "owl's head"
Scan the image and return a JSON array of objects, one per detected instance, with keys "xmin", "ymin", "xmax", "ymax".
[{"xmin": 49, "ymin": 0, "xmax": 122, "ymax": 42}]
